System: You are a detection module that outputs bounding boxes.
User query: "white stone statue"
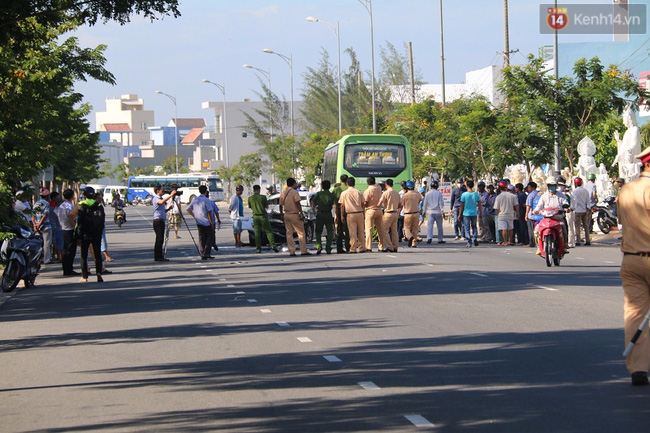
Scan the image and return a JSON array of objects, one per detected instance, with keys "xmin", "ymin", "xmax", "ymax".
[
  {"xmin": 532, "ymin": 166, "xmax": 547, "ymax": 192},
  {"xmin": 575, "ymin": 136, "xmax": 598, "ymax": 180},
  {"xmin": 613, "ymin": 106, "xmax": 642, "ymax": 182},
  {"xmin": 596, "ymin": 163, "xmax": 614, "ymax": 200}
]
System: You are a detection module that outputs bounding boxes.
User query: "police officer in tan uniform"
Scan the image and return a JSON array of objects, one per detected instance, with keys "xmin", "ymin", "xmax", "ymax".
[
  {"xmin": 618, "ymin": 146, "xmax": 650, "ymax": 386},
  {"xmin": 363, "ymin": 176, "xmax": 383, "ymax": 252},
  {"xmin": 279, "ymin": 178, "xmax": 311, "ymax": 256},
  {"xmin": 399, "ymin": 180, "xmax": 422, "ymax": 247},
  {"xmin": 339, "ymin": 177, "xmax": 366, "ymax": 253},
  {"xmin": 379, "ymin": 179, "xmax": 401, "ymax": 252}
]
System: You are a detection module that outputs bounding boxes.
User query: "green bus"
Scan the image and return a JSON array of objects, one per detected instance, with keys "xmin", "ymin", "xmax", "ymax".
[{"xmin": 320, "ymin": 134, "xmax": 413, "ymax": 191}]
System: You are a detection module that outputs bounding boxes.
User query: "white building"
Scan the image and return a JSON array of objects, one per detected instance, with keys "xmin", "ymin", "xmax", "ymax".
[{"xmin": 95, "ymin": 94, "xmax": 154, "ymax": 146}]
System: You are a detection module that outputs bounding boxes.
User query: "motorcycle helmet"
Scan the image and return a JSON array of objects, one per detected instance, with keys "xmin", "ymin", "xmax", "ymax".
[
  {"xmin": 573, "ymin": 177, "xmax": 583, "ymax": 187},
  {"xmin": 587, "ymin": 173, "xmax": 596, "ymax": 181},
  {"xmin": 418, "ymin": 186, "xmax": 426, "ymax": 193},
  {"xmin": 497, "ymin": 180, "xmax": 508, "ymax": 189},
  {"xmin": 406, "ymin": 180, "xmax": 415, "ymax": 189},
  {"xmin": 400, "ymin": 180, "xmax": 407, "ymax": 188},
  {"xmin": 557, "ymin": 176, "xmax": 566, "ymax": 186},
  {"xmin": 477, "ymin": 181, "xmax": 486, "ymax": 187},
  {"xmin": 432, "ymin": 181, "xmax": 439, "ymax": 189},
  {"xmin": 546, "ymin": 176, "xmax": 557, "ymax": 185}
]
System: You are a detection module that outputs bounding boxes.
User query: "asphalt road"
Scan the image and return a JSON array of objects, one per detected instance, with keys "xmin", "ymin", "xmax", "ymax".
[{"xmin": 0, "ymin": 207, "xmax": 647, "ymax": 432}]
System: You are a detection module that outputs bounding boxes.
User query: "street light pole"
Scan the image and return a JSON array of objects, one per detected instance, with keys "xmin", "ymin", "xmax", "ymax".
[
  {"xmin": 357, "ymin": 0, "xmax": 376, "ymax": 133},
  {"xmin": 243, "ymin": 64, "xmax": 273, "ymax": 142},
  {"xmin": 202, "ymin": 79, "xmax": 229, "ymax": 168},
  {"xmin": 155, "ymin": 90, "xmax": 179, "ymax": 173},
  {"xmin": 263, "ymin": 48, "xmax": 294, "ymax": 136},
  {"xmin": 307, "ymin": 16, "xmax": 342, "ymax": 135}
]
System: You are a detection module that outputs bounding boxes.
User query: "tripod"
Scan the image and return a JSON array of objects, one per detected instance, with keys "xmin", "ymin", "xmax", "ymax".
[{"xmin": 163, "ymin": 213, "xmax": 201, "ymax": 258}]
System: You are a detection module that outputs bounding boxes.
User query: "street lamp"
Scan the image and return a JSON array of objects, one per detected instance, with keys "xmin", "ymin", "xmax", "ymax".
[
  {"xmin": 306, "ymin": 16, "xmax": 342, "ymax": 135},
  {"xmin": 357, "ymin": 0, "xmax": 377, "ymax": 134},
  {"xmin": 201, "ymin": 79, "xmax": 229, "ymax": 167},
  {"xmin": 155, "ymin": 90, "xmax": 179, "ymax": 173},
  {"xmin": 263, "ymin": 48, "xmax": 294, "ymax": 136},
  {"xmin": 243, "ymin": 64, "xmax": 273, "ymax": 141}
]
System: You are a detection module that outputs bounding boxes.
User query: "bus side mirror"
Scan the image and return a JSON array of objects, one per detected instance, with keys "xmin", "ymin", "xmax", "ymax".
[{"xmin": 315, "ymin": 164, "xmax": 322, "ymax": 177}]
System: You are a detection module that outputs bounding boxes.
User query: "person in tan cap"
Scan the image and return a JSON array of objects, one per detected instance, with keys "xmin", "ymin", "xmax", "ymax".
[
  {"xmin": 379, "ymin": 179, "xmax": 401, "ymax": 252},
  {"xmin": 618, "ymin": 145, "xmax": 650, "ymax": 385},
  {"xmin": 279, "ymin": 178, "xmax": 311, "ymax": 256},
  {"xmin": 363, "ymin": 176, "xmax": 383, "ymax": 252},
  {"xmin": 399, "ymin": 180, "xmax": 422, "ymax": 247},
  {"xmin": 339, "ymin": 177, "xmax": 366, "ymax": 253}
]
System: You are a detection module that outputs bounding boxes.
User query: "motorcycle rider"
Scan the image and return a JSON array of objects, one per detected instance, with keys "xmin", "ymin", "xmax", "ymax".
[
  {"xmin": 534, "ymin": 176, "xmax": 569, "ymax": 255},
  {"xmin": 111, "ymin": 194, "xmax": 126, "ymax": 223},
  {"xmin": 557, "ymin": 176, "xmax": 575, "ymax": 248}
]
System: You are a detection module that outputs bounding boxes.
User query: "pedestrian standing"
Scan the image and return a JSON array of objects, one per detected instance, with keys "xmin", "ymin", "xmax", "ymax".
[
  {"xmin": 398, "ymin": 181, "xmax": 408, "ymax": 242},
  {"xmin": 32, "ymin": 189, "xmax": 53, "ymax": 264},
  {"xmin": 515, "ymin": 183, "xmax": 529, "ymax": 245},
  {"xmin": 363, "ymin": 176, "xmax": 383, "ymax": 252},
  {"xmin": 524, "ymin": 182, "xmax": 539, "ymax": 247},
  {"xmin": 248, "ymin": 185, "xmax": 278, "ymax": 253},
  {"xmin": 379, "ymin": 179, "xmax": 401, "ymax": 252},
  {"xmin": 205, "ymin": 189, "xmax": 221, "ymax": 252},
  {"xmin": 333, "ymin": 174, "xmax": 350, "ymax": 253},
  {"xmin": 450, "ymin": 178, "xmax": 466, "ymax": 240},
  {"xmin": 228, "ymin": 185, "xmax": 245, "ymax": 247},
  {"xmin": 166, "ymin": 188, "xmax": 183, "ymax": 239},
  {"xmin": 311, "ymin": 180, "xmax": 337, "ymax": 255},
  {"xmin": 482, "ymin": 184, "xmax": 497, "ymax": 243},
  {"xmin": 49, "ymin": 191, "xmax": 64, "ymax": 263},
  {"xmin": 152, "ymin": 185, "xmax": 177, "ymax": 261},
  {"xmin": 58, "ymin": 189, "xmax": 79, "ymax": 276},
  {"xmin": 617, "ymin": 146, "xmax": 650, "ymax": 385},
  {"xmin": 280, "ymin": 178, "xmax": 311, "ymax": 256},
  {"xmin": 477, "ymin": 182, "xmax": 488, "ymax": 242},
  {"xmin": 399, "ymin": 180, "xmax": 422, "ymax": 247},
  {"xmin": 339, "ymin": 177, "xmax": 366, "ymax": 253},
  {"xmin": 423, "ymin": 180, "xmax": 445, "ymax": 244},
  {"xmin": 571, "ymin": 177, "xmax": 591, "ymax": 246},
  {"xmin": 586, "ymin": 173, "xmax": 598, "ymax": 231},
  {"xmin": 70, "ymin": 187, "xmax": 105, "ymax": 282},
  {"xmin": 493, "ymin": 181, "xmax": 519, "ymax": 246},
  {"xmin": 187, "ymin": 185, "xmax": 215, "ymax": 260},
  {"xmin": 459, "ymin": 179, "xmax": 482, "ymax": 247}
]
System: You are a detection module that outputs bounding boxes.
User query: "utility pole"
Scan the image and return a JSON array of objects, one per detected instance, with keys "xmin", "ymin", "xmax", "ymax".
[
  {"xmin": 553, "ymin": 0, "xmax": 561, "ymax": 175},
  {"xmin": 408, "ymin": 42, "xmax": 415, "ymax": 104},
  {"xmin": 503, "ymin": 0, "xmax": 510, "ymax": 67},
  {"xmin": 439, "ymin": 0, "xmax": 446, "ymax": 106}
]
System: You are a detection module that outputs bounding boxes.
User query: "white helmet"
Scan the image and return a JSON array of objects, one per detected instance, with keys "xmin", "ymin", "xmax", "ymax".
[{"xmin": 546, "ymin": 176, "xmax": 557, "ymax": 185}]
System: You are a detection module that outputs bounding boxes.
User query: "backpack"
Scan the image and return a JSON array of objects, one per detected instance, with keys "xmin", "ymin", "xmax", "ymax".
[{"xmin": 77, "ymin": 201, "xmax": 105, "ymax": 237}]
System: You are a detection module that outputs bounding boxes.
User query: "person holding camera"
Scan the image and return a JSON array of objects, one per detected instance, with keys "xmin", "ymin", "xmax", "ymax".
[
  {"xmin": 187, "ymin": 185, "xmax": 215, "ymax": 260},
  {"xmin": 152, "ymin": 185, "xmax": 177, "ymax": 261}
]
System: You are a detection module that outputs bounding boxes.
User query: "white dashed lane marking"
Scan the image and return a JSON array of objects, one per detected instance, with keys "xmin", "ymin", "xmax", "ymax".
[
  {"xmin": 276, "ymin": 322, "xmax": 290, "ymax": 327},
  {"xmin": 247, "ymin": 299, "xmax": 258, "ymax": 303},
  {"xmin": 260, "ymin": 309, "xmax": 272, "ymax": 313},
  {"xmin": 323, "ymin": 355, "xmax": 342, "ymax": 363},
  {"xmin": 236, "ymin": 291, "xmax": 245, "ymax": 294},
  {"xmin": 471, "ymin": 272, "xmax": 488, "ymax": 277},
  {"xmin": 404, "ymin": 414, "xmax": 435, "ymax": 428},
  {"xmin": 297, "ymin": 337, "xmax": 312, "ymax": 343},
  {"xmin": 358, "ymin": 381, "xmax": 380, "ymax": 390},
  {"xmin": 535, "ymin": 285, "xmax": 558, "ymax": 291}
]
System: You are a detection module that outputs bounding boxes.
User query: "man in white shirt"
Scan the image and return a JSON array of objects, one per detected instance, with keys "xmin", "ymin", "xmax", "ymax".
[
  {"xmin": 423, "ymin": 181, "xmax": 446, "ymax": 244},
  {"xmin": 571, "ymin": 177, "xmax": 591, "ymax": 245}
]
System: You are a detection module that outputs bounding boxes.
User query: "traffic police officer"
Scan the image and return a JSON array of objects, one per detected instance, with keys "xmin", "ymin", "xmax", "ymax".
[
  {"xmin": 333, "ymin": 174, "xmax": 350, "ymax": 253},
  {"xmin": 248, "ymin": 185, "xmax": 279, "ymax": 253},
  {"xmin": 311, "ymin": 180, "xmax": 337, "ymax": 254},
  {"xmin": 399, "ymin": 180, "xmax": 423, "ymax": 247}
]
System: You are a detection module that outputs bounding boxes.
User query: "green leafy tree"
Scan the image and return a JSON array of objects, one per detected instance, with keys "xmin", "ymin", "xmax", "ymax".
[
  {"xmin": 238, "ymin": 152, "xmax": 263, "ymax": 191},
  {"xmin": 159, "ymin": 155, "xmax": 187, "ymax": 174}
]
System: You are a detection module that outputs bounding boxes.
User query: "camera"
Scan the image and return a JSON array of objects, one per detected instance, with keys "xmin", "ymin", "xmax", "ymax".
[{"xmin": 162, "ymin": 184, "xmax": 183, "ymax": 196}]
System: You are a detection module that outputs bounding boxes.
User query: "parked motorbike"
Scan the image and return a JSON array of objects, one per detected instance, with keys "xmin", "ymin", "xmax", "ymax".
[
  {"xmin": 131, "ymin": 195, "xmax": 153, "ymax": 206},
  {"xmin": 536, "ymin": 206, "xmax": 567, "ymax": 267},
  {"xmin": 114, "ymin": 207, "xmax": 126, "ymax": 227},
  {"xmin": 593, "ymin": 196, "xmax": 617, "ymax": 234},
  {"xmin": 0, "ymin": 224, "xmax": 44, "ymax": 292}
]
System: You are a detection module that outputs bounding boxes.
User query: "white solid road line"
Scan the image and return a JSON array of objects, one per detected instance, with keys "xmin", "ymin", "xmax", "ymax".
[{"xmin": 404, "ymin": 414, "xmax": 435, "ymax": 427}]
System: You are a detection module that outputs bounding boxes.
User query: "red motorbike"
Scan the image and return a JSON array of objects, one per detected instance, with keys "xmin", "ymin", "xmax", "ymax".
[{"xmin": 536, "ymin": 207, "xmax": 566, "ymax": 267}]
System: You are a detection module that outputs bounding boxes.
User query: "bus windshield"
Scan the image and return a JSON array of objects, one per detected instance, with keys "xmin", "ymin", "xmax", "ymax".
[
  {"xmin": 207, "ymin": 178, "xmax": 223, "ymax": 191},
  {"xmin": 343, "ymin": 143, "xmax": 406, "ymax": 177}
]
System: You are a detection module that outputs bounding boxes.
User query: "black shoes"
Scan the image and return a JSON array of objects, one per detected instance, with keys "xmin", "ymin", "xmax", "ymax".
[
  {"xmin": 155, "ymin": 258, "xmax": 169, "ymax": 262},
  {"xmin": 63, "ymin": 271, "xmax": 81, "ymax": 276},
  {"xmin": 438, "ymin": 241, "xmax": 446, "ymax": 244},
  {"xmin": 301, "ymin": 252, "xmax": 312, "ymax": 256},
  {"xmin": 427, "ymin": 239, "xmax": 432, "ymax": 244},
  {"xmin": 316, "ymin": 248, "xmax": 322, "ymax": 255},
  {"xmin": 96, "ymin": 275, "xmax": 104, "ymax": 283},
  {"xmin": 474, "ymin": 239, "xmax": 479, "ymax": 247},
  {"xmin": 631, "ymin": 372, "xmax": 649, "ymax": 386}
]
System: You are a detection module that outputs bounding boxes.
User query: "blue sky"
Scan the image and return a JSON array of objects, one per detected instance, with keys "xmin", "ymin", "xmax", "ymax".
[{"xmin": 72, "ymin": 0, "xmax": 616, "ymax": 129}]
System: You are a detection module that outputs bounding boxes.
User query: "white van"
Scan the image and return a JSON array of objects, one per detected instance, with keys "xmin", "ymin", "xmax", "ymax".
[{"xmin": 103, "ymin": 185, "xmax": 128, "ymax": 205}]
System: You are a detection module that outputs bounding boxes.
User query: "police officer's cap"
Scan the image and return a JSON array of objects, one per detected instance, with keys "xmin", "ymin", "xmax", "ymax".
[{"xmin": 84, "ymin": 186, "xmax": 95, "ymax": 197}]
